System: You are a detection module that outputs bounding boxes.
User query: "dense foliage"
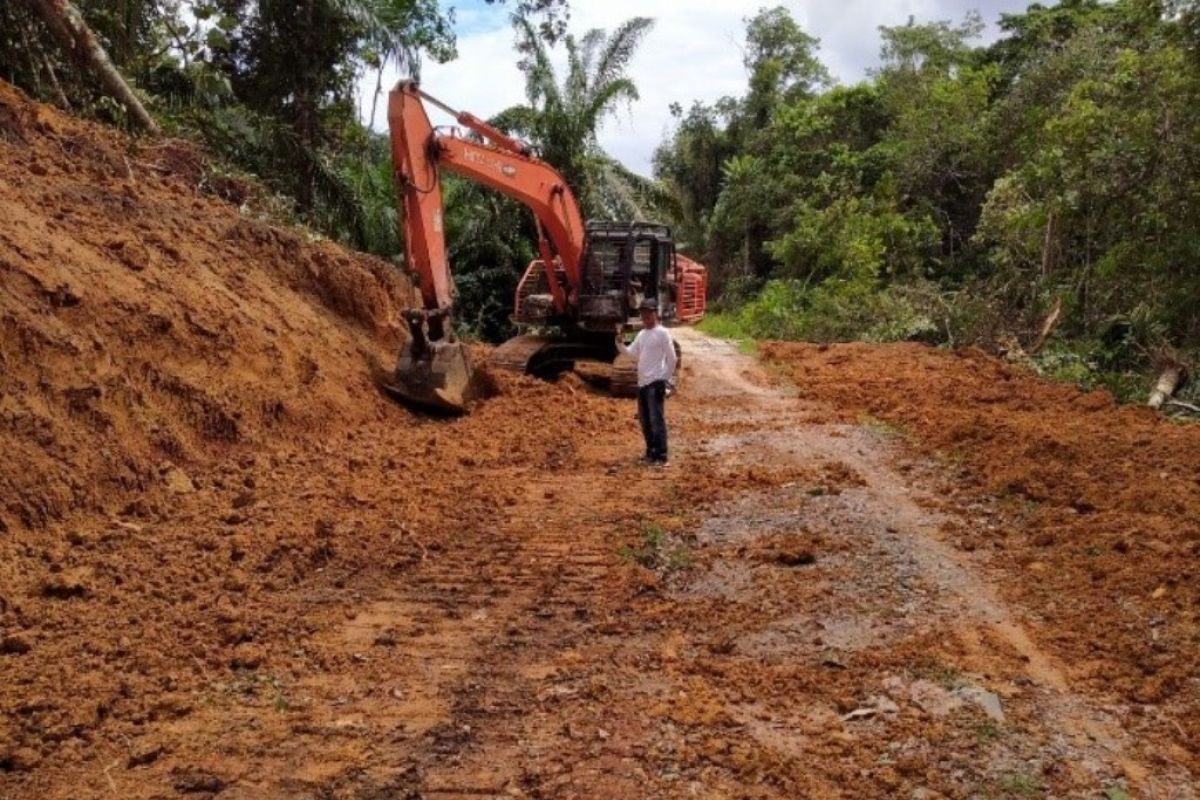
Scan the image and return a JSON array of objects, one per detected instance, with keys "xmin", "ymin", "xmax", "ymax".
[{"xmin": 656, "ymin": 1, "xmax": 1200, "ymax": 397}]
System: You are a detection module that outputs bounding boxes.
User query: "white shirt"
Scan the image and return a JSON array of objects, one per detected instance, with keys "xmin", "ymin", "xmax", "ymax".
[{"xmin": 623, "ymin": 325, "xmax": 677, "ymax": 387}]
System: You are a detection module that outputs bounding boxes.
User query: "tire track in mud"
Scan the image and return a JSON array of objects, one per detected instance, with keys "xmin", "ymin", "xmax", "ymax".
[
  {"xmin": 293, "ymin": 331, "xmax": 1196, "ymax": 799},
  {"xmin": 43, "ymin": 332, "xmax": 1193, "ymax": 800},
  {"xmin": 223, "ymin": 451, "xmax": 673, "ymax": 799}
]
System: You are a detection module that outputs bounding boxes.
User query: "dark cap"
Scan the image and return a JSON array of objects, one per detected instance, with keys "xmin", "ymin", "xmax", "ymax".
[{"xmin": 638, "ymin": 298, "xmax": 659, "ymax": 312}]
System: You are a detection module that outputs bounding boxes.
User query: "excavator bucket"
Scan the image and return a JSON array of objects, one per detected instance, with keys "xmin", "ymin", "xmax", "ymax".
[{"xmin": 385, "ymin": 338, "xmax": 477, "ymax": 414}]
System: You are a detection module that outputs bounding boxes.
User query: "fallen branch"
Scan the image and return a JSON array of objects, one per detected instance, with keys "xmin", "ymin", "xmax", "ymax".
[
  {"xmin": 1148, "ymin": 365, "xmax": 1186, "ymax": 410},
  {"xmin": 1161, "ymin": 399, "xmax": 1200, "ymax": 416},
  {"xmin": 21, "ymin": 0, "xmax": 159, "ymax": 133},
  {"xmin": 1029, "ymin": 296, "xmax": 1063, "ymax": 355}
]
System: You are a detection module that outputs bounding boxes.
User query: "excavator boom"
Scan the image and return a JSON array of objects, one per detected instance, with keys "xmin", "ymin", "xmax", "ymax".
[{"xmin": 385, "ymin": 80, "xmax": 588, "ymax": 412}]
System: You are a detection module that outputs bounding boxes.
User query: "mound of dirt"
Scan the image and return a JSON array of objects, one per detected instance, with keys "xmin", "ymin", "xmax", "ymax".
[
  {"xmin": 761, "ymin": 342, "xmax": 1200, "ymax": 743},
  {"xmin": 0, "ymin": 81, "xmax": 415, "ymax": 531}
]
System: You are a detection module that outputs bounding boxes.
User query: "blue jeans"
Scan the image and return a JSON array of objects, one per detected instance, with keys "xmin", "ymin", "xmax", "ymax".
[{"xmin": 637, "ymin": 380, "xmax": 668, "ymax": 462}]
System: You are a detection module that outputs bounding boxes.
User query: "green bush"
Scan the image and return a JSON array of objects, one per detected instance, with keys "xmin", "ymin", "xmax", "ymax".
[
  {"xmin": 717, "ymin": 278, "xmax": 938, "ymax": 344},
  {"xmin": 1032, "ymin": 343, "xmax": 1152, "ymax": 404}
]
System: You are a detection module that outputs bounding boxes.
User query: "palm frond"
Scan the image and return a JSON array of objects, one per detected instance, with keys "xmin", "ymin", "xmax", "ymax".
[
  {"xmin": 513, "ymin": 14, "xmax": 561, "ymax": 111},
  {"xmin": 590, "ymin": 17, "xmax": 655, "ymax": 98},
  {"xmin": 578, "ymin": 28, "xmax": 607, "ymax": 91},
  {"xmin": 581, "ymin": 77, "xmax": 639, "ymax": 136},
  {"xmin": 596, "ymin": 156, "xmax": 674, "ymax": 221},
  {"xmin": 564, "ymin": 34, "xmax": 589, "ymax": 110}
]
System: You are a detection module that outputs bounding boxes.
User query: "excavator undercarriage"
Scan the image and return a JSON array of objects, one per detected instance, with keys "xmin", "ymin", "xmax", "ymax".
[{"xmin": 487, "ymin": 333, "xmax": 637, "ymax": 395}]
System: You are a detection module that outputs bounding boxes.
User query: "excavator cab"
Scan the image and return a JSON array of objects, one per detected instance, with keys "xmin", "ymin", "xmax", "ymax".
[
  {"xmin": 579, "ymin": 222, "xmax": 675, "ymax": 332},
  {"xmin": 526, "ymin": 221, "xmax": 680, "ymax": 332}
]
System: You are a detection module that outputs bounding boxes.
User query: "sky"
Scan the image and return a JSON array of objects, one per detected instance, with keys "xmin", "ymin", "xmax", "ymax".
[{"xmin": 360, "ymin": 1, "xmax": 1043, "ymax": 176}]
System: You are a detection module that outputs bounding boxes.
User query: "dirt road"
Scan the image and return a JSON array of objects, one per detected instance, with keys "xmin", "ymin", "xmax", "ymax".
[{"xmin": 9, "ymin": 327, "xmax": 1196, "ymax": 799}]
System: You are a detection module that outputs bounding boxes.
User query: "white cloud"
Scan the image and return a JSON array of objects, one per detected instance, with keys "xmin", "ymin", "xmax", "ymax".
[{"xmin": 360, "ymin": 1, "xmax": 1040, "ymax": 176}]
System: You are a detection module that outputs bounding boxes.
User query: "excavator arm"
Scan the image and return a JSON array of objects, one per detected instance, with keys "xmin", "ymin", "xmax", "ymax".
[
  {"xmin": 388, "ymin": 80, "xmax": 586, "ymax": 320},
  {"xmin": 385, "ymin": 80, "xmax": 587, "ymax": 412}
]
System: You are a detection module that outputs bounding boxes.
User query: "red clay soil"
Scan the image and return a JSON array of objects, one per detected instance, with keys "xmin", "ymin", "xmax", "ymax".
[
  {"xmin": 762, "ymin": 342, "xmax": 1200, "ymax": 755},
  {"xmin": 0, "ymin": 80, "xmax": 418, "ymax": 532},
  {"xmin": 0, "ymin": 81, "xmax": 640, "ymax": 794},
  {"xmin": 4, "ymin": 78, "xmax": 1199, "ymax": 799}
]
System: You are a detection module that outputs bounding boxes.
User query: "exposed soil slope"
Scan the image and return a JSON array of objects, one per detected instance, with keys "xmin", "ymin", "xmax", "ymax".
[
  {"xmin": 2, "ymin": 82, "xmax": 1197, "ymax": 799},
  {"xmin": 0, "ymin": 80, "xmax": 414, "ymax": 532},
  {"xmin": 0, "ymin": 82, "xmax": 635, "ymax": 796}
]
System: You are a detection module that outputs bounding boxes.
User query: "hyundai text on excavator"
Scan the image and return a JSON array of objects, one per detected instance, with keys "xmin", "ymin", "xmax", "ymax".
[{"xmin": 385, "ymin": 81, "xmax": 707, "ymax": 413}]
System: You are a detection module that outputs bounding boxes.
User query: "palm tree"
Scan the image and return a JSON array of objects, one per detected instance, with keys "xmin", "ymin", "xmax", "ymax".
[
  {"xmin": 348, "ymin": 0, "xmax": 455, "ymax": 129},
  {"xmin": 494, "ymin": 15, "xmax": 657, "ymax": 219}
]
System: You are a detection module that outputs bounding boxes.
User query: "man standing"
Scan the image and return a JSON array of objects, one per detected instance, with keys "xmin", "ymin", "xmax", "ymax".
[{"xmin": 616, "ymin": 299, "xmax": 677, "ymax": 466}]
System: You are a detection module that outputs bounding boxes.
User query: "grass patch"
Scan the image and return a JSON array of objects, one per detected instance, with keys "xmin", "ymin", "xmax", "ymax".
[
  {"xmin": 697, "ymin": 312, "xmax": 748, "ymax": 339},
  {"xmin": 697, "ymin": 313, "xmax": 757, "ymax": 353},
  {"xmin": 1031, "ymin": 344, "xmax": 1149, "ymax": 405},
  {"xmin": 995, "ymin": 770, "xmax": 1042, "ymax": 797},
  {"xmin": 974, "ymin": 720, "xmax": 1004, "ymax": 744},
  {"xmin": 859, "ymin": 413, "xmax": 909, "ymax": 440},
  {"xmin": 910, "ymin": 661, "xmax": 968, "ymax": 690},
  {"xmin": 618, "ymin": 521, "xmax": 692, "ymax": 573}
]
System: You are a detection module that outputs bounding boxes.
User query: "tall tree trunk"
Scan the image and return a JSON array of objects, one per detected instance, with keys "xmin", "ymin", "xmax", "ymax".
[
  {"xmin": 22, "ymin": 0, "xmax": 158, "ymax": 133},
  {"xmin": 1040, "ymin": 209, "xmax": 1055, "ymax": 278},
  {"xmin": 748, "ymin": 219, "xmax": 772, "ymax": 280},
  {"xmin": 295, "ymin": 0, "xmax": 318, "ymax": 212},
  {"xmin": 368, "ymin": 66, "xmax": 384, "ymax": 131}
]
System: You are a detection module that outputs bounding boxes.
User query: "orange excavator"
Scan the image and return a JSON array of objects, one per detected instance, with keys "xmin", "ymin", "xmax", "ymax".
[{"xmin": 385, "ymin": 81, "xmax": 707, "ymax": 413}]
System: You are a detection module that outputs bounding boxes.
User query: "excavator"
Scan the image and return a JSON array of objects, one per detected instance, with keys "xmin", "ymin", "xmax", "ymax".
[{"xmin": 385, "ymin": 81, "xmax": 707, "ymax": 413}]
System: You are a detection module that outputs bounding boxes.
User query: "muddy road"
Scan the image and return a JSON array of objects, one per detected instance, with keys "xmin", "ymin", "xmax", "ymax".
[{"xmin": 8, "ymin": 327, "xmax": 1196, "ymax": 799}]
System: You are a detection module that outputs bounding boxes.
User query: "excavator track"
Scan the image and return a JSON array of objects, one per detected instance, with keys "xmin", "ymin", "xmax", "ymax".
[
  {"xmin": 488, "ymin": 334, "xmax": 622, "ymax": 388},
  {"xmin": 487, "ymin": 334, "xmax": 677, "ymax": 399},
  {"xmin": 610, "ymin": 354, "xmax": 639, "ymax": 398},
  {"xmin": 486, "ymin": 335, "xmax": 557, "ymax": 376}
]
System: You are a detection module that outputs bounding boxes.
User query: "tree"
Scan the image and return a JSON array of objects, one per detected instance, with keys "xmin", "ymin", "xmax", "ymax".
[
  {"xmin": 495, "ymin": 14, "xmax": 655, "ymax": 218},
  {"xmin": 208, "ymin": 0, "xmax": 454, "ymax": 219},
  {"xmin": 485, "ymin": 0, "xmax": 570, "ymax": 43},
  {"xmin": 21, "ymin": 0, "xmax": 158, "ymax": 131},
  {"xmin": 698, "ymin": 7, "xmax": 832, "ymax": 281},
  {"xmin": 653, "ymin": 100, "xmax": 737, "ymax": 253},
  {"xmin": 742, "ymin": 5, "xmax": 830, "ymax": 128}
]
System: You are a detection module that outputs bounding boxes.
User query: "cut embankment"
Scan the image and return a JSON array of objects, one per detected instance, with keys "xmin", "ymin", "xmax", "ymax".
[
  {"xmin": 0, "ymin": 82, "xmax": 641, "ymax": 796},
  {"xmin": 0, "ymin": 80, "xmax": 415, "ymax": 532}
]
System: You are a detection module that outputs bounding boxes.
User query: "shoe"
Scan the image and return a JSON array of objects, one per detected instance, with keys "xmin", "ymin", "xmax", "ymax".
[{"xmin": 651, "ymin": 459, "xmax": 669, "ymax": 468}]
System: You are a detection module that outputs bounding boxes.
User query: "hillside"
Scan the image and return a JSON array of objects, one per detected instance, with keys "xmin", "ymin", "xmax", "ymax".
[{"xmin": 0, "ymin": 80, "xmax": 415, "ymax": 532}]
